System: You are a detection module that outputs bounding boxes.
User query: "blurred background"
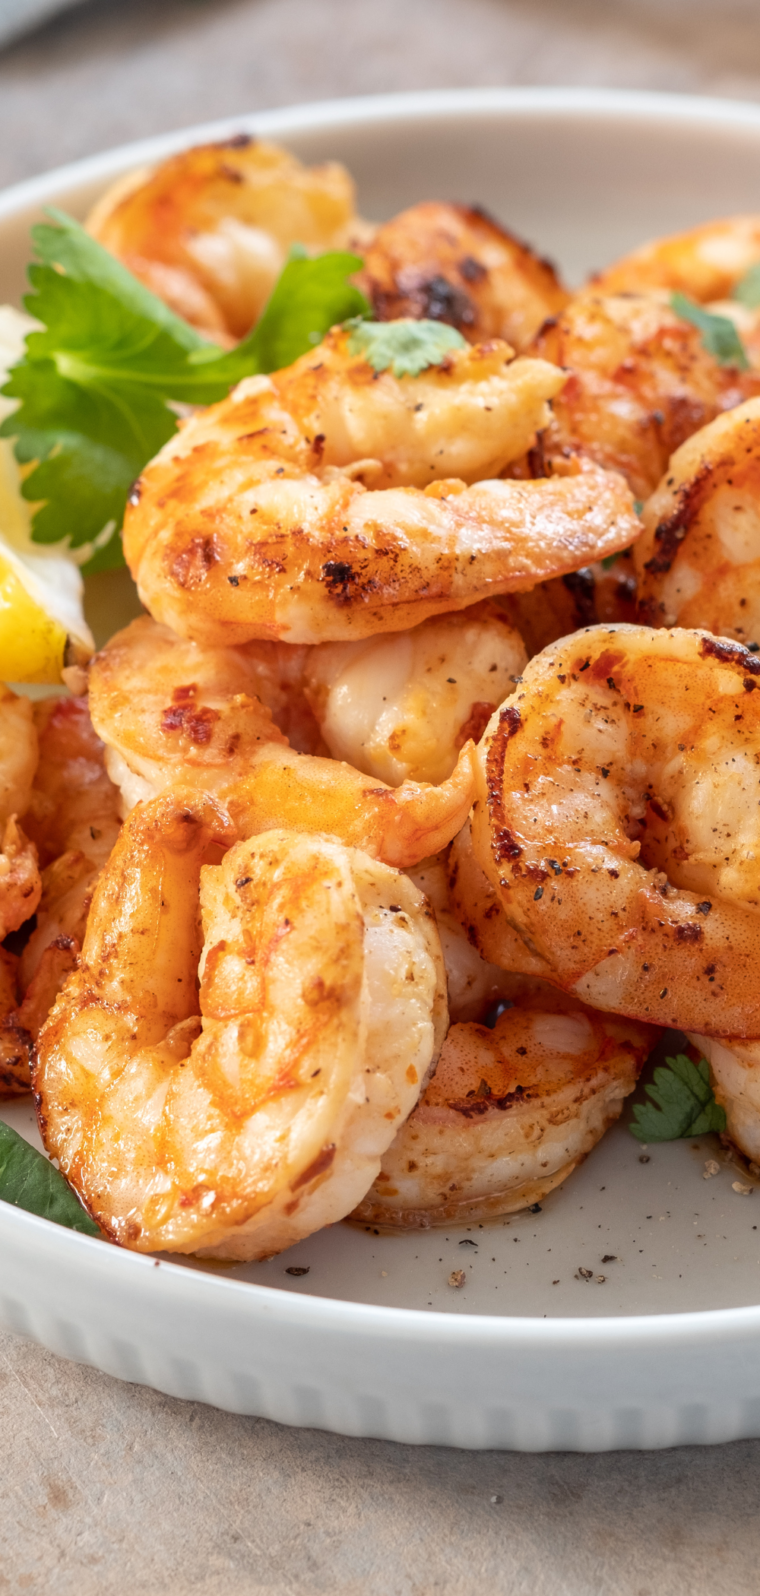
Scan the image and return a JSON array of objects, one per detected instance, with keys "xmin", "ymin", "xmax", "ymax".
[{"xmin": 1, "ymin": 0, "xmax": 760, "ymax": 189}]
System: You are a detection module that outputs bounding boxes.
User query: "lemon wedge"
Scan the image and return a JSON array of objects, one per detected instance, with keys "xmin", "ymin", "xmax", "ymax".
[{"xmin": 0, "ymin": 306, "xmax": 93, "ymax": 684}]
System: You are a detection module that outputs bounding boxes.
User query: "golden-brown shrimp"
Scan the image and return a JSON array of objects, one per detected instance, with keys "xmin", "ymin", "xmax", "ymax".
[
  {"xmin": 0, "ymin": 936, "xmax": 78, "ymax": 1099},
  {"xmin": 123, "ymin": 325, "xmax": 639, "ymax": 647},
  {"xmin": 520, "ymin": 293, "xmax": 760, "ymax": 500},
  {"xmin": 592, "ymin": 215, "xmax": 760, "ymax": 304},
  {"xmin": 687, "ymin": 1032, "xmax": 760, "ymax": 1162},
  {"xmin": 89, "ymin": 614, "xmax": 476, "ymax": 867},
  {"xmin": 406, "ymin": 849, "xmax": 522, "ymax": 1023},
  {"xmin": 0, "ymin": 685, "xmax": 41, "ymax": 940},
  {"xmin": 635, "ymin": 398, "xmax": 760, "ymax": 645},
  {"xmin": 87, "ymin": 136, "xmax": 359, "ymax": 341},
  {"xmin": 471, "ymin": 623, "xmax": 760, "ymax": 1035},
  {"xmin": 302, "ymin": 602, "xmax": 527, "ymax": 786},
  {"xmin": 36, "ymin": 795, "xmax": 447, "ymax": 1258},
  {"xmin": 359, "ymin": 201, "xmax": 569, "ymax": 352},
  {"xmin": 352, "ymin": 985, "xmax": 653, "ymax": 1228},
  {"xmin": 0, "ymin": 816, "xmax": 41, "ymax": 942},
  {"xmin": 19, "ymin": 695, "xmax": 121, "ymax": 992},
  {"xmin": 446, "ymin": 819, "xmax": 549, "ymax": 979},
  {"xmin": 498, "ymin": 550, "xmax": 639, "ymax": 657}
]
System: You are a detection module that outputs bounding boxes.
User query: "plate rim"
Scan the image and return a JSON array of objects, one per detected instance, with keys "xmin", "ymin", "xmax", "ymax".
[{"xmin": 4, "ymin": 82, "xmax": 760, "ymax": 1348}]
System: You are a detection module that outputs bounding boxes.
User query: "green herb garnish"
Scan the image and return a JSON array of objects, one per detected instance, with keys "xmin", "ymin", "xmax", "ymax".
[
  {"xmin": 733, "ymin": 261, "xmax": 760, "ymax": 310},
  {"xmin": 670, "ymin": 291, "xmax": 749, "ymax": 371},
  {"xmin": 0, "ymin": 1119, "xmax": 100, "ymax": 1234},
  {"xmin": 347, "ymin": 317, "xmax": 468, "ymax": 378},
  {"xmin": 0, "ymin": 210, "xmax": 369, "ymax": 574},
  {"xmin": 629, "ymin": 1053, "xmax": 727, "ymax": 1142}
]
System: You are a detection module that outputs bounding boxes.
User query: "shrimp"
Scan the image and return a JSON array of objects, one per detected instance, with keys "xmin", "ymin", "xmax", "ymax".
[
  {"xmin": 0, "ymin": 937, "xmax": 78, "ymax": 1098},
  {"xmin": 89, "ymin": 614, "xmax": 476, "ymax": 866},
  {"xmin": 18, "ymin": 695, "xmax": 121, "ymax": 992},
  {"xmin": 446, "ymin": 819, "xmax": 549, "ymax": 980},
  {"xmin": 498, "ymin": 550, "xmax": 639, "ymax": 658},
  {"xmin": 471, "ymin": 623, "xmax": 760, "ymax": 1036},
  {"xmin": 302, "ymin": 601, "xmax": 527, "ymax": 786},
  {"xmin": 358, "ymin": 201, "xmax": 569, "ymax": 352},
  {"xmin": 635, "ymin": 398, "xmax": 760, "ymax": 646},
  {"xmin": 352, "ymin": 983, "xmax": 654, "ymax": 1228},
  {"xmin": 686, "ymin": 1032, "xmax": 760, "ymax": 1163},
  {"xmin": 591, "ymin": 215, "xmax": 760, "ymax": 304},
  {"xmin": 520, "ymin": 293, "xmax": 760, "ymax": 500},
  {"xmin": 407, "ymin": 850, "xmax": 524, "ymax": 1024},
  {"xmin": 123, "ymin": 325, "xmax": 639, "ymax": 647},
  {"xmin": 87, "ymin": 136, "xmax": 359, "ymax": 341},
  {"xmin": 0, "ymin": 686, "xmax": 40, "ymax": 939},
  {"xmin": 36, "ymin": 795, "xmax": 447, "ymax": 1258}
]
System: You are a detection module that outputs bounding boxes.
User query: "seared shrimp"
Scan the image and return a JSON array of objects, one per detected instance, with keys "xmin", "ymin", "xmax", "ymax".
[
  {"xmin": 498, "ymin": 550, "xmax": 639, "ymax": 657},
  {"xmin": 123, "ymin": 325, "xmax": 639, "ymax": 646},
  {"xmin": 687, "ymin": 1032, "xmax": 760, "ymax": 1162},
  {"xmin": 521, "ymin": 293, "xmax": 760, "ymax": 500},
  {"xmin": 303, "ymin": 602, "xmax": 527, "ymax": 786},
  {"xmin": 472, "ymin": 623, "xmax": 760, "ymax": 1035},
  {"xmin": 0, "ymin": 936, "xmax": 78, "ymax": 1098},
  {"xmin": 89, "ymin": 614, "xmax": 476, "ymax": 867},
  {"xmin": 592, "ymin": 215, "xmax": 760, "ymax": 304},
  {"xmin": 0, "ymin": 686, "xmax": 40, "ymax": 939},
  {"xmin": 359, "ymin": 202, "xmax": 569, "ymax": 352},
  {"xmin": 447, "ymin": 819, "xmax": 549, "ymax": 980},
  {"xmin": 407, "ymin": 849, "xmax": 523, "ymax": 1023},
  {"xmin": 636, "ymin": 398, "xmax": 760, "ymax": 645},
  {"xmin": 353, "ymin": 984, "xmax": 653, "ymax": 1228},
  {"xmin": 87, "ymin": 136, "xmax": 359, "ymax": 341},
  {"xmin": 36, "ymin": 796, "xmax": 447, "ymax": 1257}
]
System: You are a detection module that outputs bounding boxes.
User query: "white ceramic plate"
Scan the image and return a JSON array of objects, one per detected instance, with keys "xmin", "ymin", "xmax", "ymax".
[{"xmin": 4, "ymin": 88, "xmax": 760, "ymax": 1452}]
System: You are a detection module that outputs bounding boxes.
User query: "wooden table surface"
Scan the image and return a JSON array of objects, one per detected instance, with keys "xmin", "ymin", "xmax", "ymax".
[{"xmin": 2, "ymin": 3, "xmax": 760, "ymax": 1591}]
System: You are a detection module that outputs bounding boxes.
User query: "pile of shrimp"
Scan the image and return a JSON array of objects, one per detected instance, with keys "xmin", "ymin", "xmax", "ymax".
[{"xmin": 12, "ymin": 138, "xmax": 760, "ymax": 1259}]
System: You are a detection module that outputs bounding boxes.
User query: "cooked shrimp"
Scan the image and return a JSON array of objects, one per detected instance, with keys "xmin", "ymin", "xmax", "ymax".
[
  {"xmin": 0, "ymin": 816, "xmax": 41, "ymax": 941},
  {"xmin": 302, "ymin": 602, "xmax": 527, "ymax": 786},
  {"xmin": 36, "ymin": 796, "xmax": 447, "ymax": 1257},
  {"xmin": 87, "ymin": 136, "xmax": 359, "ymax": 341},
  {"xmin": 123, "ymin": 325, "xmax": 639, "ymax": 647},
  {"xmin": 352, "ymin": 984, "xmax": 653, "ymax": 1228},
  {"xmin": 498, "ymin": 550, "xmax": 639, "ymax": 657},
  {"xmin": 446, "ymin": 819, "xmax": 549, "ymax": 980},
  {"xmin": 635, "ymin": 398, "xmax": 760, "ymax": 645},
  {"xmin": 19, "ymin": 695, "xmax": 121, "ymax": 992},
  {"xmin": 359, "ymin": 201, "xmax": 569, "ymax": 352},
  {"xmin": 407, "ymin": 850, "xmax": 524, "ymax": 1023},
  {"xmin": 471, "ymin": 623, "xmax": 760, "ymax": 1035},
  {"xmin": 0, "ymin": 685, "xmax": 37, "ymax": 824},
  {"xmin": 0, "ymin": 936, "xmax": 78, "ymax": 1099},
  {"xmin": 520, "ymin": 293, "xmax": 760, "ymax": 500},
  {"xmin": 687, "ymin": 1032, "xmax": 760, "ymax": 1162},
  {"xmin": 89, "ymin": 613, "xmax": 476, "ymax": 866},
  {"xmin": 592, "ymin": 215, "xmax": 760, "ymax": 304}
]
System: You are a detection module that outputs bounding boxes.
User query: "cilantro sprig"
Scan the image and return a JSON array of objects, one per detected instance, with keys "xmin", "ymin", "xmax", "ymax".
[
  {"xmin": 347, "ymin": 317, "xmax": 467, "ymax": 377},
  {"xmin": 670, "ymin": 291, "xmax": 749, "ymax": 371},
  {"xmin": 0, "ymin": 211, "xmax": 369, "ymax": 574},
  {"xmin": 733, "ymin": 262, "xmax": 760, "ymax": 310},
  {"xmin": 0, "ymin": 1119, "xmax": 100, "ymax": 1235},
  {"xmin": 629, "ymin": 1053, "xmax": 727, "ymax": 1142}
]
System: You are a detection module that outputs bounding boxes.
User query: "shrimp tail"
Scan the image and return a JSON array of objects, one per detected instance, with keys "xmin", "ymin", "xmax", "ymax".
[{"xmin": 225, "ymin": 742, "xmax": 476, "ymax": 867}]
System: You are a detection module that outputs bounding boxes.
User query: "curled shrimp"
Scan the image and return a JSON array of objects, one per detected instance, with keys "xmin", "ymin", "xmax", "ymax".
[
  {"xmin": 87, "ymin": 136, "xmax": 359, "ymax": 341},
  {"xmin": 686, "ymin": 1033, "xmax": 760, "ymax": 1163},
  {"xmin": 446, "ymin": 819, "xmax": 549, "ymax": 980},
  {"xmin": 123, "ymin": 324, "xmax": 639, "ymax": 646},
  {"xmin": 635, "ymin": 398, "xmax": 760, "ymax": 646},
  {"xmin": 0, "ymin": 686, "xmax": 40, "ymax": 939},
  {"xmin": 591, "ymin": 215, "xmax": 760, "ymax": 304},
  {"xmin": 0, "ymin": 937, "xmax": 78, "ymax": 1098},
  {"xmin": 352, "ymin": 982, "xmax": 654, "ymax": 1228},
  {"xmin": 521, "ymin": 293, "xmax": 760, "ymax": 500},
  {"xmin": 407, "ymin": 849, "xmax": 522, "ymax": 1024},
  {"xmin": 89, "ymin": 614, "xmax": 476, "ymax": 867},
  {"xmin": 36, "ymin": 795, "xmax": 447, "ymax": 1257},
  {"xmin": 497, "ymin": 550, "xmax": 639, "ymax": 657},
  {"xmin": 358, "ymin": 201, "xmax": 569, "ymax": 352},
  {"xmin": 302, "ymin": 601, "xmax": 527, "ymax": 785},
  {"xmin": 471, "ymin": 622, "xmax": 760, "ymax": 1036}
]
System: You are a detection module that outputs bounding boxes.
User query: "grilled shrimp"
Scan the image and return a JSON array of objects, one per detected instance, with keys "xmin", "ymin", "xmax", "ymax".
[
  {"xmin": 302, "ymin": 601, "xmax": 527, "ymax": 786},
  {"xmin": 359, "ymin": 201, "xmax": 569, "ymax": 352},
  {"xmin": 471, "ymin": 623, "xmax": 760, "ymax": 1035},
  {"xmin": 521, "ymin": 293, "xmax": 760, "ymax": 500},
  {"xmin": 687, "ymin": 1032, "xmax": 760, "ymax": 1162},
  {"xmin": 36, "ymin": 796, "xmax": 447, "ymax": 1258},
  {"xmin": 123, "ymin": 324, "xmax": 639, "ymax": 646},
  {"xmin": 353, "ymin": 983, "xmax": 653, "ymax": 1228},
  {"xmin": 407, "ymin": 850, "xmax": 521, "ymax": 1024},
  {"xmin": 87, "ymin": 136, "xmax": 359, "ymax": 341},
  {"xmin": 0, "ymin": 686, "xmax": 40, "ymax": 940},
  {"xmin": 592, "ymin": 215, "xmax": 760, "ymax": 304},
  {"xmin": 89, "ymin": 614, "xmax": 476, "ymax": 867},
  {"xmin": 636, "ymin": 398, "xmax": 760, "ymax": 645}
]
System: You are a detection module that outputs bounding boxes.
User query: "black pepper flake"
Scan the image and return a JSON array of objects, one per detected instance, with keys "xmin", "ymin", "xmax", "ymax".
[
  {"xmin": 576, "ymin": 1267, "xmax": 594, "ymax": 1280},
  {"xmin": 601, "ymin": 767, "xmax": 610, "ymax": 778},
  {"xmin": 529, "ymin": 1203, "xmax": 542, "ymax": 1214},
  {"xmin": 639, "ymin": 1154, "xmax": 651, "ymax": 1164},
  {"xmin": 601, "ymin": 1254, "xmax": 617, "ymax": 1263},
  {"xmin": 659, "ymin": 987, "xmax": 668, "ymax": 998},
  {"xmin": 235, "ymin": 875, "xmax": 253, "ymax": 889},
  {"xmin": 534, "ymin": 886, "xmax": 544, "ymax": 901},
  {"xmin": 696, "ymin": 900, "xmax": 712, "ymax": 915},
  {"xmin": 633, "ymin": 704, "xmax": 644, "ymax": 714},
  {"xmin": 285, "ymin": 1266, "xmax": 310, "ymax": 1276}
]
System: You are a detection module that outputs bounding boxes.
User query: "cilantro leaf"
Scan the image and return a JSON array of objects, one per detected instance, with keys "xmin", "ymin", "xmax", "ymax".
[
  {"xmin": 629, "ymin": 1053, "xmax": 727, "ymax": 1142},
  {"xmin": 670, "ymin": 291, "xmax": 749, "ymax": 370},
  {"xmin": 733, "ymin": 262, "xmax": 760, "ymax": 310},
  {"xmin": 0, "ymin": 211, "xmax": 369, "ymax": 574},
  {"xmin": 0, "ymin": 1119, "xmax": 100, "ymax": 1235},
  {"xmin": 348, "ymin": 318, "xmax": 468, "ymax": 377}
]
